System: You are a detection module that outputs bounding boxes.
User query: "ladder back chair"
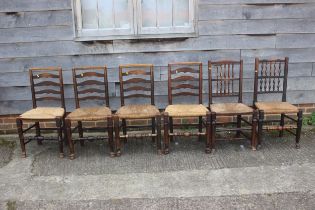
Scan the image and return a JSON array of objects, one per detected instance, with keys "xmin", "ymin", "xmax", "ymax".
[
  {"xmin": 65, "ymin": 66, "xmax": 114, "ymax": 159},
  {"xmin": 254, "ymin": 57, "xmax": 302, "ymax": 148},
  {"xmin": 209, "ymin": 60, "xmax": 258, "ymax": 150},
  {"xmin": 164, "ymin": 62, "xmax": 211, "ymax": 154},
  {"xmin": 16, "ymin": 67, "xmax": 66, "ymax": 158},
  {"xmin": 114, "ymin": 64, "xmax": 161, "ymax": 156}
]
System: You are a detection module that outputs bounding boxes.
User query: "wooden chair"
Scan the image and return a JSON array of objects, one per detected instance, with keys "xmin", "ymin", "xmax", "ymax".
[
  {"xmin": 114, "ymin": 64, "xmax": 161, "ymax": 156},
  {"xmin": 65, "ymin": 66, "xmax": 114, "ymax": 159},
  {"xmin": 164, "ymin": 62, "xmax": 211, "ymax": 154},
  {"xmin": 254, "ymin": 57, "xmax": 303, "ymax": 148},
  {"xmin": 209, "ymin": 60, "xmax": 258, "ymax": 150},
  {"xmin": 16, "ymin": 67, "xmax": 66, "ymax": 158}
]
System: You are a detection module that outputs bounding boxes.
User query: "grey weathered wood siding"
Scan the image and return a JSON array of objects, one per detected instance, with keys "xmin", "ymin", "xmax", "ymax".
[{"xmin": 1, "ymin": 0, "xmax": 315, "ymax": 114}]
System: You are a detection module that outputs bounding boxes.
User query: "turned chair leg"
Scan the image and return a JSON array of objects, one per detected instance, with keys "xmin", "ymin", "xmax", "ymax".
[
  {"xmin": 122, "ymin": 119, "xmax": 127, "ymax": 143},
  {"xmin": 279, "ymin": 113, "xmax": 285, "ymax": 137},
  {"xmin": 35, "ymin": 122, "xmax": 42, "ymax": 145},
  {"xmin": 199, "ymin": 116, "xmax": 203, "ymax": 142},
  {"xmin": 56, "ymin": 118, "xmax": 64, "ymax": 158},
  {"xmin": 211, "ymin": 112, "xmax": 216, "ymax": 151},
  {"xmin": 295, "ymin": 110, "xmax": 303, "ymax": 149},
  {"xmin": 78, "ymin": 121, "xmax": 84, "ymax": 146},
  {"xmin": 236, "ymin": 115, "xmax": 242, "ymax": 137},
  {"xmin": 205, "ymin": 112, "xmax": 211, "ymax": 154},
  {"xmin": 114, "ymin": 116, "xmax": 121, "ymax": 156},
  {"xmin": 16, "ymin": 119, "xmax": 26, "ymax": 158},
  {"xmin": 156, "ymin": 115, "xmax": 162, "ymax": 155},
  {"xmin": 66, "ymin": 119, "xmax": 75, "ymax": 160},
  {"xmin": 251, "ymin": 110, "xmax": 258, "ymax": 151},
  {"xmin": 257, "ymin": 110, "xmax": 264, "ymax": 146},
  {"xmin": 151, "ymin": 117, "xmax": 156, "ymax": 143},
  {"xmin": 163, "ymin": 113, "xmax": 170, "ymax": 154},
  {"xmin": 169, "ymin": 117, "xmax": 174, "ymax": 142},
  {"xmin": 107, "ymin": 117, "xmax": 115, "ymax": 157}
]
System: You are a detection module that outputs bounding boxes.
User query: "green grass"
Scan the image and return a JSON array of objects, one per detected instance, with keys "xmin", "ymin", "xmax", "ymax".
[{"xmin": 303, "ymin": 112, "xmax": 315, "ymax": 126}]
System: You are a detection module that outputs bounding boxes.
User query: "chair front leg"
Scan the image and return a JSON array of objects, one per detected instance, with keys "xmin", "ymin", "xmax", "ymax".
[
  {"xmin": 236, "ymin": 115, "xmax": 242, "ymax": 137},
  {"xmin": 151, "ymin": 117, "xmax": 156, "ymax": 143},
  {"xmin": 251, "ymin": 110, "xmax": 258, "ymax": 151},
  {"xmin": 78, "ymin": 121, "xmax": 84, "ymax": 146},
  {"xmin": 156, "ymin": 115, "xmax": 162, "ymax": 155},
  {"xmin": 114, "ymin": 116, "xmax": 121, "ymax": 156},
  {"xmin": 56, "ymin": 118, "xmax": 64, "ymax": 158},
  {"xmin": 169, "ymin": 117, "xmax": 174, "ymax": 142},
  {"xmin": 198, "ymin": 116, "xmax": 203, "ymax": 142},
  {"xmin": 107, "ymin": 117, "xmax": 115, "ymax": 157},
  {"xmin": 211, "ymin": 112, "xmax": 216, "ymax": 151},
  {"xmin": 257, "ymin": 110, "xmax": 264, "ymax": 146},
  {"xmin": 279, "ymin": 113, "xmax": 285, "ymax": 137},
  {"xmin": 16, "ymin": 118, "xmax": 26, "ymax": 158},
  {"xmin": 205, "ymin": 112, "xmax": 211, "ymax": 154},
  {"xmin": 66, "ymin": 119, "xmax": 75, "ymax": 160},
  {"xmin": 122, "ymin": 119, "xmax": 127, "ymax": 143},
  {"xmin": 163, "ymin": 113, "xmax": 170, "ymax": 154},
  {"xmin": 35, "ymin": 122, "xmax": 42, "ymax": 145},
  {"xmin": 295, "ymin": 110, "xmax": 303, "ymax": 149}
]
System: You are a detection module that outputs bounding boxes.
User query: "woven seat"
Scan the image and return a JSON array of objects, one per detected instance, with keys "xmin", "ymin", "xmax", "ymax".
[
  {"xmin": 210, "ymin": 103, "xmax": 253, "ymax": 115},
  {"xmin": 116, "ymin": 104, "xmax": 159, "ymax": 119},
  {"xmin": 19, "ymin": 107, "xmax": 65, "ymax": 121},
  {"xmin": 165, "ymin": 104, "xmax": 208, "ymax": 117},
  {"xmin": 255, "ymin": 102, "xmax": 298, "ymax": 114},
  {"xmin": 66, "ymin": 107, "xmax": 112, "ymax": 121}
]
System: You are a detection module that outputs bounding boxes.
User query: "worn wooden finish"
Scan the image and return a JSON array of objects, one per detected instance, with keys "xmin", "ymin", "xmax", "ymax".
[
  {"xmin": 209, "ymin": 60, "xmax": 257, "ymax": 150},
  {"xmin": 16, "ymin": 67, "xmax": 66, "ymax": 158},
  {"xmin": 165, "ymin": 62, "xmax": 211, "ymax": 154},
  {"xmin": 254, "ymin": 57, "xmax": 303, "ymax": 148},
  {"xmin": 115, "ymin": 64, "xmax": 161, "ymax": 156},
  {"xmin": 66, "ymin": 66, "xmax": 114, "ymax": 159}
]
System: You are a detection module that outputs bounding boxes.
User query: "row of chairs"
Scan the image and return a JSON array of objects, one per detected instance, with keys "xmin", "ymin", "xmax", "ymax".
[{"xmin": 16, "ymin": 57, "xmax": 303, "ymax": 159}]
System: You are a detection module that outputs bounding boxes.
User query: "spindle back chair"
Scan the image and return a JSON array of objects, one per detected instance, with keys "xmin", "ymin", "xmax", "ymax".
[
  {"xmin": 253, "ymin": 57, "xmax": 302, "ymax": 148},
  {"xmin": 209, "ymin": 60, "xmax": 257, "ymax": 150}
]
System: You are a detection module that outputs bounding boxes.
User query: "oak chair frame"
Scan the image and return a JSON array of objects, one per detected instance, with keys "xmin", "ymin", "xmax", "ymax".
[
  {"xmin": 164, "ymin": 62, "xmax": 211, "ymax": 154},
  {"xmin": 65, "ymin": 66, "xmax": 114, "ymax": 159},
  {"xmin": 253, "ymin": 57, "xmax": 303, "ymax": 148},
  {"xmin": 16, "ymin": 67, "xmax": 66, "ymax": 158},
  {"xmin": 209, "ymin": 60, "xmax": 258, "ymax": 150},
  {"xmin": 114, "ymin": 64, "xmax": 162, "ymax": 156}
]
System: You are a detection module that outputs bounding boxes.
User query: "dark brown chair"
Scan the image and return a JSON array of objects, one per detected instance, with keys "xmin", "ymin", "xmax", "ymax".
[
  {"xmin": 16, "ymin": 67, "xmax": 66, "ymax": 158},
  {"xmin": 164, "ymin": 62, "xmax": 211, "ymax": 154},
  {"xmin": 65, "ymin": 66, "xmax": 114, "ymax": 159},
  {"xmin": 254, "ymin": 57, "xmax": 303, "ymax": 148},
  {"xmin": 209, "ymin": 60, "xmax": 258, "ymax": 150},
  {"xmin": 114, "ymin": 64, "xmax": 161, "ymax": 156}
]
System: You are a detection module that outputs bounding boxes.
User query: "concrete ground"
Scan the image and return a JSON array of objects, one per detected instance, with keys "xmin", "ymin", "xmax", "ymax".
[{"xmin": 0, "ymin": 129, "xmax": 315, "ymax": 210}]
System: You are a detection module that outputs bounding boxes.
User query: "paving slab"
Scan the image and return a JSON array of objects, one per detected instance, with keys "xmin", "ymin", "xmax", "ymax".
[{"xmin": 0, "ymin": 131, "xmax": 314, "ymax": 210}]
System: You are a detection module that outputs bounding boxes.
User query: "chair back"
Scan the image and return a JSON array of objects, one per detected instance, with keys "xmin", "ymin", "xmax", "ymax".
[
  {"xmin": 119, "ymin": 64, "xmax": 155, "ymax": 106},
  {"xmin": 208, "ymin": 60, "xmax": 243, "ymax": 105},
  {"xmin": 29, "ymin": 67, "xmax": 65, "ymax": 109},
  {"xmin": 253, "ymin": 57, "xmax": 289, "ymax": 104},
  {"xmin": 168, "ymin": 62, "xmax": 203, "ymax": 105},
  {"xmin": 72, "ymin": 66, "xmax": 110, "ymax": 108}
]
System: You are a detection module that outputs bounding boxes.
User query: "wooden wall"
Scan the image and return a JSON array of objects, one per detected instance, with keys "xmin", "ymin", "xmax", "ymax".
[{"xmin": 1, "ymin": 0, "xmax": 315, "ymax": 114}]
